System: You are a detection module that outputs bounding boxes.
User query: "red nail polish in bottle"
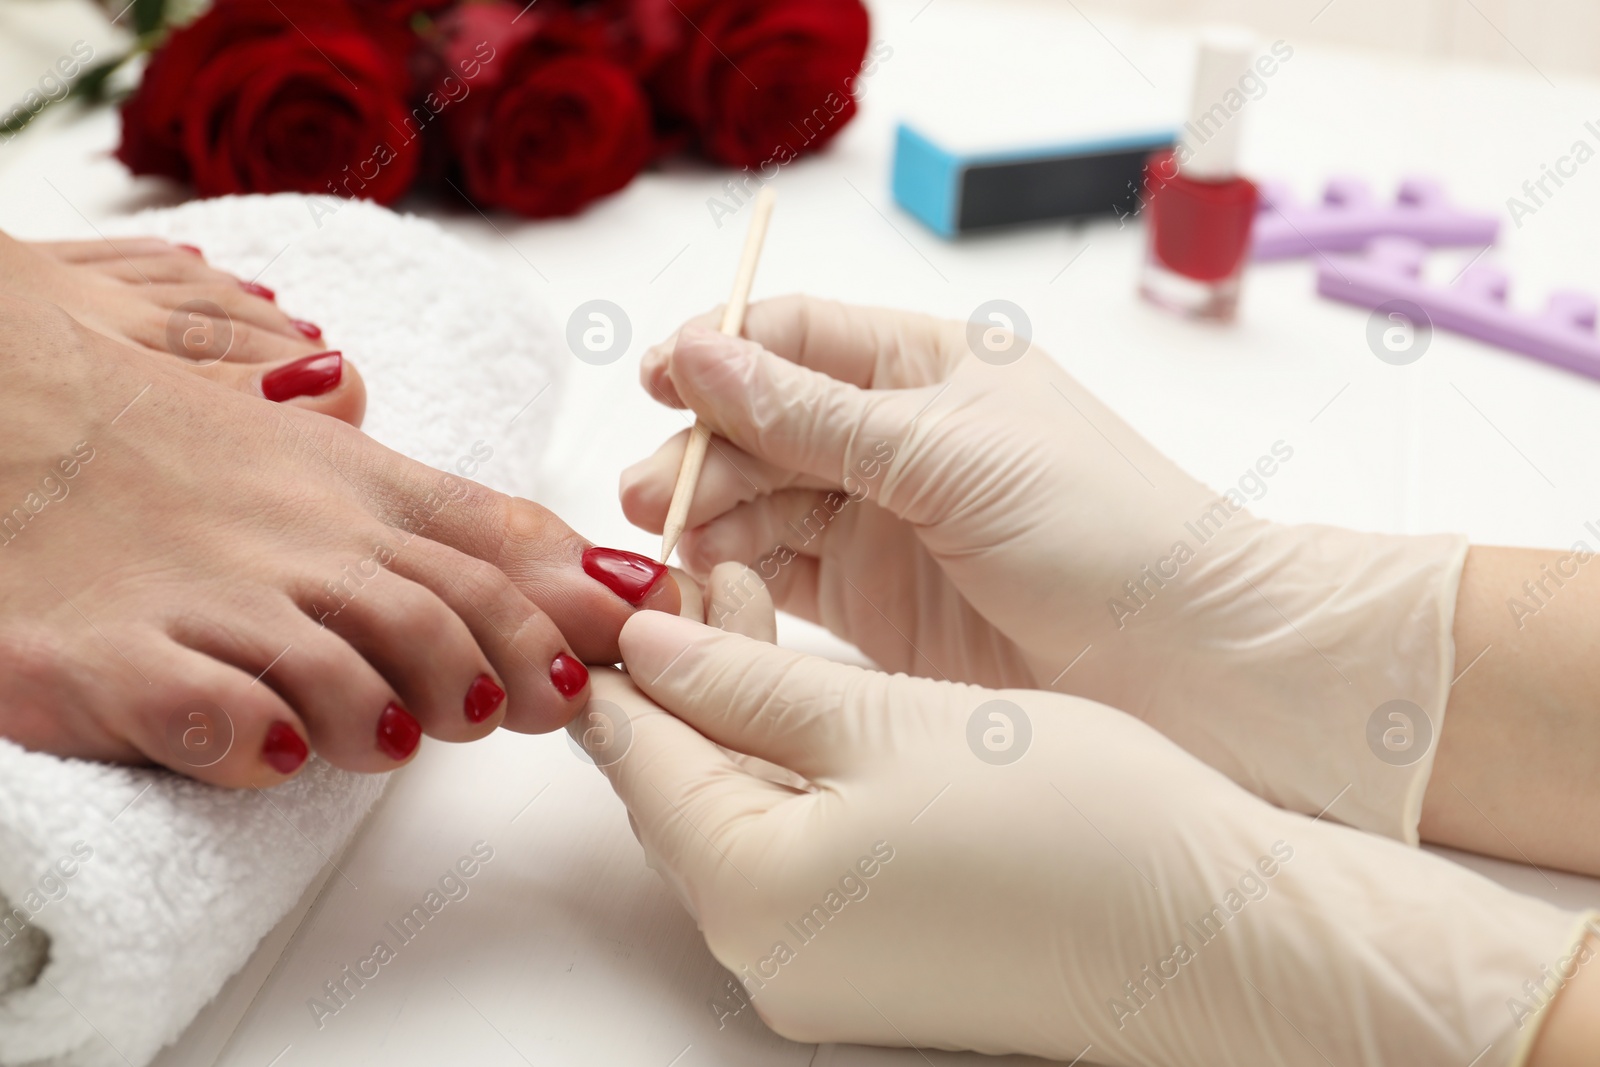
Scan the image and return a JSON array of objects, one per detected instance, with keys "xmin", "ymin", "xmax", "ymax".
[{"xmin": 1139, "ymin": 31, "xmax": 1260, "ymax": 322}]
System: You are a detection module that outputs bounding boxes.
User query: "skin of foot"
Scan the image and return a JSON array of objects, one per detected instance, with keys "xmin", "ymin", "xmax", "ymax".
[
  {"xmin": 0, "ymin": 231, "xmax": 366, "ymax": 425},
  {"xmin": 0, "ymin": 293, "xmax": 678, "ymax": 787}
]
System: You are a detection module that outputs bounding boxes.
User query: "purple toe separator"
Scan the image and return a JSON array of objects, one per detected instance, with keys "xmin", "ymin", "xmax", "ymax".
[
  {"xmin": 1317, "ymin": 237, "xmax": 1600, "ymax": 381},
  {"xmin": 1253, "ymin": 176, "xmax": 1500, "ymax": 261}
]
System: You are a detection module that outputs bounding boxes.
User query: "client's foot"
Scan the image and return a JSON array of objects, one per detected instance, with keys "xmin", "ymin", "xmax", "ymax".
[
  {"xmin": 0, "ymin": 295, "xmax": 678, "ymax": 787},
  {"xmin": 0, "ymin": 232, "xmax": 365, "ymax": 425}
]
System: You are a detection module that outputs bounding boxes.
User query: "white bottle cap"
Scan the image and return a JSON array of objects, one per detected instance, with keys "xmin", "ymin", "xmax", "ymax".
[{"xmin": 1177, "ymin": 28, "xmax": 1256, "ymax": 181}]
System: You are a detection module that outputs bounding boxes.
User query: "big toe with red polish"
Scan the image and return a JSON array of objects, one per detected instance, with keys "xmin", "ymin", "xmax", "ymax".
[{"xmin": 496, "ymin": 500, "xmax": 681, "ymax": 664}]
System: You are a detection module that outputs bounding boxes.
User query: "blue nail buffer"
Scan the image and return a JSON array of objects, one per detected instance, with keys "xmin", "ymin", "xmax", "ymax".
[{"xmin": 892, "ymin": 122, "xmax": 1176, "ymax": 238}]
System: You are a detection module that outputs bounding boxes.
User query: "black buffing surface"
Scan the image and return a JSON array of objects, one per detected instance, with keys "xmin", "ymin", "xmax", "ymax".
[{"xmin": 958, "ymin": 145, "xmax": 1163, "ymax": 231}]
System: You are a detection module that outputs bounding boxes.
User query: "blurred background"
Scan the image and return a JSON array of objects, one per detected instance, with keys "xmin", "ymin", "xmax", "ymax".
[
  {"xmin": 1079, "ymin": 0, "xmax": 1600, "ymax": 77},
  {"xmin": 8, "ymin": 0, "xmax": 1600, "ymax": 106}
]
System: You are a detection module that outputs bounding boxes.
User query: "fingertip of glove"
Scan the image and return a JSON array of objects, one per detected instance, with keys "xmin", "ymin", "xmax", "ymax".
[
  {"xmin": 620, "ymin": 609, "xmax": 710, "ymax": 675},
  {"xmin": 618, "ymin": 458, "xmax": 668, "ymax": 530},
  {"xmin": 641, "ymin": 343, "xmax": 684, "ymax": 407},
  {"xmin": 672, "ymin": 326, "xmax": 758, "ymax": 392}
]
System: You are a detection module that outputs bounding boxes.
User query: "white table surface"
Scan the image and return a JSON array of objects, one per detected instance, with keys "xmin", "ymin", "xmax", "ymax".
[{"xmin": 6, "ymin": 1, "xmax": 1600, "ymax": 1063}]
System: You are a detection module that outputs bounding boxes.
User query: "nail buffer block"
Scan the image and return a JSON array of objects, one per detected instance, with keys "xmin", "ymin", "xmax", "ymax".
[{"xmin": 893, "ymin": 122, "xmax": 1175, "ymax": 238}]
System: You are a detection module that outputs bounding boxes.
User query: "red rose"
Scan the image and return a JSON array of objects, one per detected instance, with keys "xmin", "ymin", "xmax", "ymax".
[
  {"xmin": 116, "ymin": 0, "xmax": 421, "ymax": 203},
  {"xmin": 552, "ymin": 0, "xmax": 680, "ymax": 78},
  {"xmin": 439, "ymin": 2, "xmax": 653, "ymax": 217},
  {"xmin": 653, "ymin": 0, "xmax": 870, "ymax": 169},
  {"xmin": 349, "ymin": 0, "xmax": 457, "ymax": 25}
]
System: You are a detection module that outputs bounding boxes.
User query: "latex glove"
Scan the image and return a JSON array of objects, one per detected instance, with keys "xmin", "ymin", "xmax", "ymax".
[
  {"xmin": 578, "ymin": 611, "xmax": 1591, "ymax": 1067},
  {"xmin": 621, "ymin": 296, "xmax": 1468, "ymax": 842},
  {"xmin": 668, "ymin": 561, "xmax": 775, "ymax": 642}
]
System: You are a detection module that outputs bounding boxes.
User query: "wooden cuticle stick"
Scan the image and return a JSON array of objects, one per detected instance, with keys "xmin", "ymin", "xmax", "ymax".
[{"xmin": 659, "ymin": 185, "xmax": 777, "ymax": 563}]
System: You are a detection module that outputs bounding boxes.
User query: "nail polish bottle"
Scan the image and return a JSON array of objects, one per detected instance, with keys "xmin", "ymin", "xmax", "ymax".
[{"xmin": 1139, "ymin": 31, "xmax": 1260, "ymax": 321}]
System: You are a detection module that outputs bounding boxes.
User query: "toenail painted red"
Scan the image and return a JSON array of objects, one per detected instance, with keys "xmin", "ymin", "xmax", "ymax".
[
  {"xmin": 550, "ymin": 654, "xmax": 589, "ymax": 698},
  {"xmin": 464, "ymin": 674, "xmax": 505, "ymax": 723},
  {"xmin": 377, "ymin": 703, "xmax": 422, "ymax": 761},
  {"xmin": 291, "ymin": 319, "xmax": 324, "ymax": 341},
  {"xmin": 261, "ymin": 351, "xmax": 342, "ymax": 402},
  {"xmin": 262, "ymin": 722, "xmax": 308, "ymax": 775},
  {"xmin": 582, "ymin": 547, "xmax": 667, "ymax": 606},
  {"xmin": 240, "ymin": 281, "xmax": 276, "ymax": 301},
  {"xmin": 176, "ymin": 243, "xmax": 204, "ymax": 257}
]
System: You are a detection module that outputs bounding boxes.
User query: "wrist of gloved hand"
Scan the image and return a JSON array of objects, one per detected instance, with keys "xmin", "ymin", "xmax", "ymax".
[{"xmin": 1063, "ymin": 511, "xmax": 1469, "ymax": 844}]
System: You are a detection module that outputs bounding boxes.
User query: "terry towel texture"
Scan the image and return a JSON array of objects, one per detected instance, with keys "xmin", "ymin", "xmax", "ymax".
[{"xmin": 0, "ymin": 194, "xmax": 563, "ymax": 1066}]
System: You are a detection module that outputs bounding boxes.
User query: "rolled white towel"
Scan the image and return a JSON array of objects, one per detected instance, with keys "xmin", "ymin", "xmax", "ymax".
[
  {"xmin": 0, "ymin": 194, "xmax": 562, "ymax": 1066},
  {"xmin": 0, "ymin": 752, "xmax": 386, "ymax": 1067}
]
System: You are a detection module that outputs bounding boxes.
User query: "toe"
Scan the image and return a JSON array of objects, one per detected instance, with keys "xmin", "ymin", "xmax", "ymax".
[
  {"xmin": 386, "ymin": 535, "xmax": 591, "ymax": 734},
  {"xmin": 183, "ymin": 303, "xmax": 330, "ymax": 366},
  {"xmin": 170, "ymin": 604, "xmax": 426, "ymax": 774},
  {"xmin": 204, "ymin": 349, "xmax": 367, "ymax": 426},
  {"xmin": 150, "ymin": 282, "xmax": 313, "ymax": 346},
  {"xmin": 127, "ymin": 642, "xmax": 314, "ymax": 788},
  {"xmin": 255, "ymin": 623, "xmax": 427, "ymax": 773},
  {"xmin": 263, "ymin": 350, "xmax": 366, "ymax": 425},
  {"xmin": 497, "ymin": 499, "xmax": 682, "ymax": 664},
  {"xmin": 126, "ymin": 287, "xmax": 324, "ymax": 363},
  {"xmin": 310, "ymin": 567, "xmax": 506, "ymax": 747},
  {"xmin": 90, "ymin": 258, "xmax": 332, "ymax": 355}
]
